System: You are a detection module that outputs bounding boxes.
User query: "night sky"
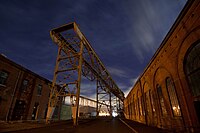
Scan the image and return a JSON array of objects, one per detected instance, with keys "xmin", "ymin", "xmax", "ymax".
[{"xmin": 0, "ymin": 0, "xmax": 186, "ymax": 99}]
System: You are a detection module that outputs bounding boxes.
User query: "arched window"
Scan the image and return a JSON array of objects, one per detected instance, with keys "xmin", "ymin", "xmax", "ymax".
[
  {"xmin": 138, "ymin": 98, "xmax": 141, "ymax": 116},
  {"xmin": 157, "ymin": 85, "xmax": 167, "ymax": 116},
  {"xmin": 0, "ymin": 70, "xmax": 9, "ymax": 85},
  {"xmin": 150, "ymin": 90, "xmax": 156, "ymax": 117},
  {"xmin": 129, "ymin": 99, "xmax": 132, "ymax": 119},
  {"xmin": 137, "ymin": 90, "xmax": 140, "ymax": 117},
  {"xmin": 128, "ymin": 100, "xmax": 131, "ymax": 119},
  {"xmin": 139, "ymin": 97, "xmax": 143, "ymax": 116},
  {"xmin": 132, "ymin": 95, "xmax": 136, "ymax": 119},
  {"xmin": 145, "ymin": 90, "xmax": 151, "ymax": 115},
  {"xmin": 166, "ymin": 77, "xmax": 181, "ymax": 116},
  {"xmin": 135, "ymin": 98, "xmax": 138, "ymax": 117},
  {"xmin": 185, "ymin": 42, "xmax": 200, "ymax": 97}
]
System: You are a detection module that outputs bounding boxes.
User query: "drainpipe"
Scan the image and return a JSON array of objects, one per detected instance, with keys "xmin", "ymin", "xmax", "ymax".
[{"xmin": 6, "ymin": 70, "xmax": 22, "ymax": 122}]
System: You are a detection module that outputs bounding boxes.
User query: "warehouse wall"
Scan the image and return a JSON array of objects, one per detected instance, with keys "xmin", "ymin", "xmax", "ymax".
[{"xmin": 124, "ymin": 1, "xmax": 200, "ymax": 132}]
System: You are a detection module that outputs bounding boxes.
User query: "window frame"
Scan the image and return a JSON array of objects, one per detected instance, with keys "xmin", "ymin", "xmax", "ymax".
[
  {"xmin": 150, "ymin": 90, "xmax": 156, "ymax": 117},
  {"xmin": 184, "ymin": 41, "xmax": 200, "ymax": 97},
  {"xmin": 166, "ymin": 77, "xmax": 181, "ymax": 117},
  {"xmin": 37, "ymin": 84, "xmax": 42, "ymax": 96},
  {"xmin": 145, "ymin": 90, "xmax": 151, "ymax": 115},
  {"xmin": 157, "ymin": 84, "xmax": 167, "ymax": 116},
  {"xmin": 0, "ymin": 70, "xmax": 9, "ymax": 85},
  {"xmin": 21, "ymin": 79, "xmax": 29, "ymax": 92},
  {"xmin": 132, "ymin": 94, "xmax": 136, "ymax": 119}
]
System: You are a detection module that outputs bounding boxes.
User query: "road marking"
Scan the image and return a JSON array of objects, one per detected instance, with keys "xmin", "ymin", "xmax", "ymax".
[{"xmin": 119, "ymin": 118, "xmax": 138, "ymax": 133}]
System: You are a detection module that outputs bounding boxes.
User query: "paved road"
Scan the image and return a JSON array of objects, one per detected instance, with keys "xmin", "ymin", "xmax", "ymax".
[{"xmin": 10, "ymin": 118, "xmax": 133, "ymax": 133}]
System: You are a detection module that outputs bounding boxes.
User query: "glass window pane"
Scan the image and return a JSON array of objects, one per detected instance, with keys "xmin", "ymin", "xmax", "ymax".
[
  {"xmin": 135, "ymin": 99, "xmax": 138, "ymax": 117},
  {"xmin": 150, "ymin": 90, "xmax": 156, "ymax": 117},
  {"xmin": 185, "ymin": 43, "xmax": 200, "ymax": 97},
  {"xmin": 21, "ymin": 79, "xmax": 29, "ymax": 92},
  {"xmin": 139, "ymin": 97, "xmax": 143, "ymax": 116},
  {"xmin": 0, "ymin": 71, "xmax": 9, "ymax": 85},
  {"xmin": 132, "ymin": 95, "xmax": 135, "ymax": 118},
  {"xmin": 157, "ymin": 85, "xmax": 167, "ymax": 116},
  {"xmin": 138, "ymin": 98, "xmax": 140, "ymax": 116},
  {"xmin": 188, "ymin": 70, "xmax": 200, "ymax": 96},
  {"xmin": 166, "ymin": 78, "xmax": 181, "ymax": 117},
  {"xmin": 145, "ymin": 91, "xmax": 151, "ymax": 115},
  {"xmin": 37, "ymin": 85, "xmax": 42, "ymax": 95}
]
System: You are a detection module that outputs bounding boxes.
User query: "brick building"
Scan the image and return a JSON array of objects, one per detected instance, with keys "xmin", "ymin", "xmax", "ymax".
[
  {"xmin": 124, "ymin": 0, "xmax": 200, "ymax": 132},
  {"xmin": 0, "ymin": 54, "xmax": 51, "ymax": 121}
]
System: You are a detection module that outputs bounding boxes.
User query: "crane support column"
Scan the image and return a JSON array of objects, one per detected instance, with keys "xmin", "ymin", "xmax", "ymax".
[{"xmin": 74, "ymin": 41, "xmax": 83, "ymax": 126}]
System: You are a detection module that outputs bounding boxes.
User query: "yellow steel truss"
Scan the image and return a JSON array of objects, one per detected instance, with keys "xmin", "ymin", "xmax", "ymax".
[{"xmin": 46, "ymin": 22, "xmax": 124, "ymax": 125}]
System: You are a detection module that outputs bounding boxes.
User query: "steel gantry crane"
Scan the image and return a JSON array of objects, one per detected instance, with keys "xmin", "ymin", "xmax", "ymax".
[{"xmin": 46, "ymin": 22, "xmax": 124, "ymax": 126}]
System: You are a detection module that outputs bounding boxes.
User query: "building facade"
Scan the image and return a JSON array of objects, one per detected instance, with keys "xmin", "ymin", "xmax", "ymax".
[
  {"xmin": 0, "ymin": 54, "xmax": 51, "ymax": 121},
  {"xmin": 0, "ymin": 54, "xmax": 100, "ymax": 122},
  {"xmin": 124, "ymin": 0, "xmax": 200, "ymax": 132}
]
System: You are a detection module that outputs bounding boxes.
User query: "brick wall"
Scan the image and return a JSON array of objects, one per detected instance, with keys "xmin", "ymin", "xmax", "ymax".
[{"xmin": 124, "ymin": 1, "xmax": 200, "ymax": 132}]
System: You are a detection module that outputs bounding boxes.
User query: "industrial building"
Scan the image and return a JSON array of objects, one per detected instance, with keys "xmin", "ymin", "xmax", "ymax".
[
  {"xmin": 0, "ymin": 54, "xmax": 100, "ymax": 122},
  {"xmin": 0, "ymin": 54, "xmax": 52, "ymax": 121},
  {"xmin": 1, "ymin": 0, "xmax": 199, "ymax": 132},
  {"xmin": 124, "ymin": 0, "xmax": 200, "ymax": 132}
]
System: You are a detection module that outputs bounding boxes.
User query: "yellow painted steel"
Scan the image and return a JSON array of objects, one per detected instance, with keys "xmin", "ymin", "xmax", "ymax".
[{"xmin": 46, "ymin": 22, "xmax": 124, "ymax": 125}]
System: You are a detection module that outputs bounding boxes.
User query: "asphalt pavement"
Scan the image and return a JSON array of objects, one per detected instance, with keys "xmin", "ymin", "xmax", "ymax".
[{"xmin": 0, "ymin": 117, "xmax": 173, "ymax": 133}]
